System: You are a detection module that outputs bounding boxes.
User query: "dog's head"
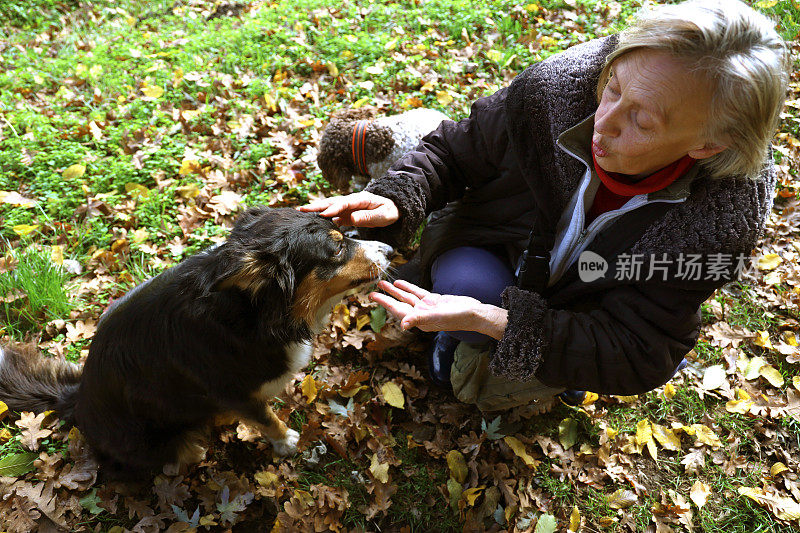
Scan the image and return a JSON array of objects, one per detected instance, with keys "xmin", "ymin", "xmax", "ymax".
[
  {"xmin": 199, "ymin": 207, "xmax": 393, "ymax": 331},
  {"xmin": 317, "ymin": 109, "xmax": 395, "ymax": 190}
]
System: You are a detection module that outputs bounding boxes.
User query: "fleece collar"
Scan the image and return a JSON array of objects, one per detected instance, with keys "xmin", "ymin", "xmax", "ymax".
[{"xmin": 556, "ymin": 113, "xmax": 700, "ymax": 202}]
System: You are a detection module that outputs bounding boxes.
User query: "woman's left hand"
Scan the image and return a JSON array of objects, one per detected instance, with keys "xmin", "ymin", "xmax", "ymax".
[{"xmin": 369, "ymin": 280, "xmax": 508, "ymax": 340}]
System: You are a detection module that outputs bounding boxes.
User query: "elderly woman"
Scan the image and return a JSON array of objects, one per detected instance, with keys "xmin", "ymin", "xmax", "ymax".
[{"xmin": 300, "ymin": 0, "xmax": 789, "ymax": 412}]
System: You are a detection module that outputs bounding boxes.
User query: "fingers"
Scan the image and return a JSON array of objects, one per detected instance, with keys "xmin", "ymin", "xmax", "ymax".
[
  {"xmin": 369, "ymin": 292, "xmax": 414, "ymax": 321},
  {"xmin": 392, "ymin": 279, "xmax": 431, "ymax": 300},
  {"xmin": 376, "ymin": 280, "xmax": 422, "ymax": 306}
]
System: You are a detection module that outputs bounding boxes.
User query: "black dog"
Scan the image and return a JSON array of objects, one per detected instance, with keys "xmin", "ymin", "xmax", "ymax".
[{"xmin": 0, "ymin": 207, "xmax": 392, "ymax": 478}]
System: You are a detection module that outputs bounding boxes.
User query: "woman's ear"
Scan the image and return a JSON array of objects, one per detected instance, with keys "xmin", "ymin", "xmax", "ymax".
[{"xmin": 688, "ymin": 142, "xmax": 728, "ymax": 160}]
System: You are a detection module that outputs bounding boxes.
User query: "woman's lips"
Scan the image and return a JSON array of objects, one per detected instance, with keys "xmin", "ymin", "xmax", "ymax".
[{"xmin": 592, "ymin": 141, "xmax": 609, "ymax": 158}]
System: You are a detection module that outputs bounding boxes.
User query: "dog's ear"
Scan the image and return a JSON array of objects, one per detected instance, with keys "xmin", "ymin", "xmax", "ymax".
[{"xmin": 318, "ymin": 119, "xmax": 358, "ymax": 190}]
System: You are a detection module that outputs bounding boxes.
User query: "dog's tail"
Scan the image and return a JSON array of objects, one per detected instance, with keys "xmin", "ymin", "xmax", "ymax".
[{"xmin": 0, "ymin": 343, "xmax": 82, "ymax": 420}]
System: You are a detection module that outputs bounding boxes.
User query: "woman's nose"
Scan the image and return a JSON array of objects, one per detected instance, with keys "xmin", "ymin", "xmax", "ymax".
[{"xmin": 595, "ymin": 102, "xmax": 621, "ymax": 138}]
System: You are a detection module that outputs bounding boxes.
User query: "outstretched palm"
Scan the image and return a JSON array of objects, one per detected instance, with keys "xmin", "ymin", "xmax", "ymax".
[{"xmin": 369, "ymin": 279, "xmax": 483, "ymax": 333}]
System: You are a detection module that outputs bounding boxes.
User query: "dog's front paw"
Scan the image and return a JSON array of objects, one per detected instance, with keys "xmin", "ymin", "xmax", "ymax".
[{"xmin": 271, "ymin": 428, "xmax": 300, "ymax": 457}]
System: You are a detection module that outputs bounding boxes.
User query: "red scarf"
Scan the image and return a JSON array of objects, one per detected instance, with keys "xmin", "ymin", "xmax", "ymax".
[{"xmin": 586, "ymin": 153, "xmax": 695, "ymax": 225}]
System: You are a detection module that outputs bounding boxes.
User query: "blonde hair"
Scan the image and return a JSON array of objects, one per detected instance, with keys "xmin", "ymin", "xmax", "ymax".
[{"xmin": 597, "ymin": 0, "xmax": 789, "ymax": 179}]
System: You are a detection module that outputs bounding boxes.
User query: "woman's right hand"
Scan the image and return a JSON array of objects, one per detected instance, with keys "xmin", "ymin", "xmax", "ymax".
[{"xmin": 297, "ymin": 191, "xmax": 399, "ymax": 228}]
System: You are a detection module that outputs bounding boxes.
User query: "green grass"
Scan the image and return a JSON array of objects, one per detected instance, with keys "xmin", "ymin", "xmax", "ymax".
[{"xmin": 0, "ymin": 244, "xmax": 74, "ymax": 335}]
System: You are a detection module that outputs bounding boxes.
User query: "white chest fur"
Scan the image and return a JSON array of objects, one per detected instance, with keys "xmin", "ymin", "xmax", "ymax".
[{"xmin": 253, "ymin": 341, "xmax": 313, "ymax": 401}]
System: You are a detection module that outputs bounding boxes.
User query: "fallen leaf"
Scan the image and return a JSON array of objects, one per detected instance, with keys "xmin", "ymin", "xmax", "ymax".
[
  {"xmin": 652, "ymin": 423, "xmax": 681, "ymax": 452},
  {"xmin": 446, "ymin": 450, "xmax": 467, "ymax": 483},
  {"xmin": 462, "ymin": 487, "xmax": 483, "ymax": 506},
  {"xmin": 381, "ymin": 381, "xmax": 404, "ymax": 409},
  {"xmin": 690, "ymin": 480, "xmax": 711, "ymax": 508},
  {"xmin": 534, "ymin": 513, "xmax": 558, "ymax": 533},
  {"xmin": 369, "ymin": 454, "xmax": 389, "ymax": 483},
  {"xmin": 558, "ymin": 418, "xmax": 578, "ymax": 450},
  {"xmin": 701, "ymin": 365, "xmax": 726, "ymax": 390},
  {"xmin": 301, "ymin": 374, "xmax": 317, "ymax": 403},
  {"xmin": 759, "ymin": 365, "xmax": 784, "ymax": 388},
  {"xmin": 568, "ymin": 506, "xmax": 580, "ymax": 532},
  {"xmin": 504, "ymin": 436, "xmax": 538, "ymax": 467},
  {"xmin": 63, "ymin": 164, "xmax": 86, "ymax": 179},
  {"xmin": 757, "ymin": 253, "xmax": 782, "ymax": 271},
  {"xmin": 608, "ymin": 489, "xmax": 637, "ymax": 509}
]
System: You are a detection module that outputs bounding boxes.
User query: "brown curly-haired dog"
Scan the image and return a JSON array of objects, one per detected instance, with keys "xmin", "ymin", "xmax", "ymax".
[{"xmin": 317, "ymin": 106, "xmax": 450, "ymax": 190}]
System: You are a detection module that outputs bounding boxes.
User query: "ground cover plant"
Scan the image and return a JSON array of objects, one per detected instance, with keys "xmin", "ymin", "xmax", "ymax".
[{"xmin": 0, "ymin": 0, "xmax": 798, "ymax": 531}]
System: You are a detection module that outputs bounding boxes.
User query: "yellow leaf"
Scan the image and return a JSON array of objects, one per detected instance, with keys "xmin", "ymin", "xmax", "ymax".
[
  {"xmin": 0, "ymin": 401, "xmax": 7, "ymax": 419},
  {"xmin": 0, "ymin": 428, "xmax": 12, "ymax": 443},
  {"xmin": 181, "ymin": 109, "xmax": 203, "ymax": 121},
  {"xmin": 568, "ymin": 506, "xmax": 580, "ymax": 532},
  {"xmin": 301, "ymin": 374, "xmax": 318, "ymax": 403},
  {"xmin": 446, "ymin": 450, "xmax": 468, "ymax": 483},
  {"xmin": 326, "ymin": 62, "xmax": 339, "ymax": 77},
  {"xmin": 179, "ymin": 158, "xmax": 202, "ymax": 175},
  {"xmin": 771, "ymin": 462, "xmax": 789, "ymax": 477},
  {"xmin": 793, "ymin": 376, "xmax": 800, "ymax": 391},
  {"xmin": 50, "ymin": 245, "xmax": 64, "ymax": 265},
  {"xmin": 63, "ymin": 164, "xmax": 86, "ymax": 179},
  {"xmin": 421, "ymin": 81, "xmax": 435, "ymax": 92},
  {"xmin": 691, "ymin": 424, "xmax": 722, "ymax": 448},
  {"xmin": 352, "ymin": 97, "xmax": 370, "ymax": 109},
  {"xmin": 582, "ymin": 391, "xmax": 599, "ymax": 405},
  {"xmin": 125, "ymin": 182, "xmax": 150, "ymax": 199},
  {"xmin": 254, "ymin": 470, "xmax": 279, "ymax": 487},
  {"xmin": 725, "ymin": 396, "xmax": 754, "ymax": 414},
  {"xmin": 615, "ymin": 395, "xmax": 638, "ymax": 403},
  {"xmin": 381, "ymin": 381, "xmax": 404, "ymax": 409},
  {"xmin": 384, "ymin": 38, "xmax": 398, "ymax": 51},
  {"xmin": 607, "ymin": 489, "xmax": 638, "ymax": 509},
  {"xmin": 759, "ymin": 365, "xmax": 784, "ymax": 387},
  {"xmin": 356, "ymin": 314, "xmax": 371, "ymax": 330},
  {"xmin": 755, "ymin": 0, "xmax": 778, "ymax": 7},
  {"xmin": 754, "ymin": 330, "xmax": 773, "ymax": 349},
  {"xmin": 142, "ymin": 85, "xmax": 164, "ymax": 98},
  {"xmin": 662, "ymin": 383, "xmax": 676, "ymax": 399},
  {"xmin": 757, "ymin": 253, "xmax": 782, "ymax": 271},
  {"xmin": 131, "ymin": 228, "xmax": 149, "ymax": 244},
  {"xmin": 785, "ymin": 331, "xmax": 798, "ymax": 346},
  {"xmin": 369, "ymin": 453, "xmax": 389, "ymax": 483},
  {"xmin": 526, "ymin": 4, "xmax": 540, "ymax": 13},
  {"xmin": 436, "ymin": 91, "xmax": 453, "ymax": 106},
  {"xmin": 504, "ymin": 436, "xmax": 538, "ymax": 467},
  {"xmin": 652, "ymin": 423, "xmax": 681, "ymax": 452},
  {"xmin": 605, "ymin": 426, "xmax": 618, "ymax": 439},
  {"xmin": 690, "ymin": 480, "xmax": 711, "ymax": 508},
  {"xmin": 0, "ymin": 191, "xmax": 36, "ymax": 207},
  {"xmin": 13, "ymin": 224, "xmax": 39, "ymax": 236},
  {"xmin": 486, "ymin": 50, "xmax": 503, "ymax": 63},
  {"xmin": 744, "ymin": 356, "xmax": 767, "ymax": 380},
  {"xmin": 174, "ymin": 184, "xmax": 199, "ymax": 200},
  {"xmin": 635, "ymin": 419, "xmax": 652, "ymax": 446},
  {"xmin": 462, "ymin": 486, "xmax": 484, "ymax": 506}
]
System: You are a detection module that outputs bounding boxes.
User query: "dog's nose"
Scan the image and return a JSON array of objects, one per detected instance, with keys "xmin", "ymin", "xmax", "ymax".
[{"xmin": 379, "ymin": 243, "xmax": 394, "ymax": 257}]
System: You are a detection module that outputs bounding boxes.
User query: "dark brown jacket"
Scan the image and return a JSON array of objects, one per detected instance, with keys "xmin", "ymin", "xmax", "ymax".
[{"xmin": 363, "ymin": 36, "xmax": 776, "ymax": 395}]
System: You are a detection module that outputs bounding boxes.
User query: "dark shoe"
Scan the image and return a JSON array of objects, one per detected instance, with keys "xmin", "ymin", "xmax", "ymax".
[
  {"xmin": 558, "ymin": 389, "xmax": 586, "ymax": 406},
  {"xmin": 426, "ymin": 332, "xmax": 459, "ymax": 389}
]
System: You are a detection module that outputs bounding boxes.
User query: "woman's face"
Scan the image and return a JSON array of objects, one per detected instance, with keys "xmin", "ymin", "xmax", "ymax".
[{"xmin": 592, "ymin": 49, "xmax": 725, "ymax": 178}]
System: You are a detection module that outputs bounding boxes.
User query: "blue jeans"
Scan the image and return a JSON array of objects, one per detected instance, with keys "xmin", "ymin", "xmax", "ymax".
[{"xmin": 430, "ymin": 246, "xmax": 514, "ymax": 344}]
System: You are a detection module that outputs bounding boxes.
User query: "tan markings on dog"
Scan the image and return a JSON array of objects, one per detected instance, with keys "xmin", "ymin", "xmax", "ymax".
[
  {"xmin": 216, "ymin": 253, "xmax": 269, "ymax": 295},
  {"xmin": 292, "ymin": 248, "xmax": 378, "ymax": 325},
  {"xmin": 235, "ymin": 402, "xmax": 288, "ymax": 442},
  {"xmin": 329, "ymin": 230, "xmax": 344, "ymax": 242},
  {"xmin": 174, "ymin": 428, "xmax": 209, "ymax": 467}
]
